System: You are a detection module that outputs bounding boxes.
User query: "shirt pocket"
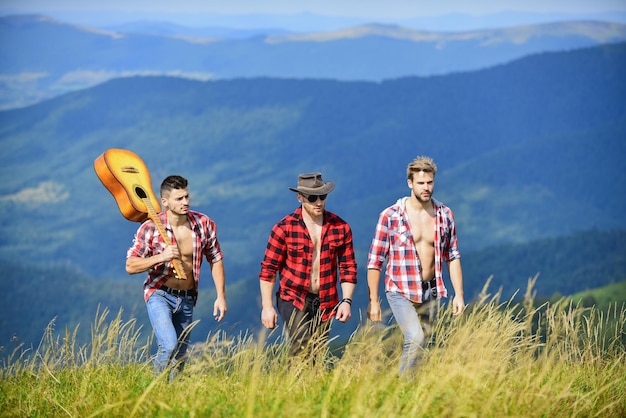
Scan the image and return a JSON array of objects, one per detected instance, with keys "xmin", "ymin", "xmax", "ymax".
[
  {"xmin": 328, "ymin": 238, "xmax": 343, "ymax": 257},
  {"xmin": 390, "ymin": 225, "xmax": 412, "ymax": 248},
  {"xmin": 288, "ymin": 241, "xmax": 305, "ymax": 258},
  {"xmin": 150, "ymin": 232, "xmax": 166, "ymax": 255}
]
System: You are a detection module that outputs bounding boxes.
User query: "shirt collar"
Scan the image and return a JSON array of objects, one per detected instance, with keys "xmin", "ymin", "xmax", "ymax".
[{"xmin": 160, "ymin": 210, "xmax": 197, "ymax": 231}]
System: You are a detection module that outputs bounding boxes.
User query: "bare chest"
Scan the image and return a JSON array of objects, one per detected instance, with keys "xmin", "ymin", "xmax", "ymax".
[
  {"xmin": 303, "ymin": 219, "xmax": 323, "ymax": 293},
  {"xmin": 172, "ymin": 224, "xmax": 193, "ymax": 258},
  {"xmin": 407, "ymin": 209, "xmax": 435, "ymax": 246},
  {"xmin": 304, "ymin": 220, "xmax": 323, "ymax": 249}
]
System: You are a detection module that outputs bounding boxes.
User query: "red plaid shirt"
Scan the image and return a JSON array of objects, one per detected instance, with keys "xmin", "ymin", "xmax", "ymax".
[
  {"xmin": 126, "ymin": 210, "xmax": 223, "ymax": 302},
  {"xmin": 367, "ymin": 197, "xmax": 460, "ymax": 303},
  {"xmin": 260, "ymin": 207, "xmax": 358, "ymax": 321}
]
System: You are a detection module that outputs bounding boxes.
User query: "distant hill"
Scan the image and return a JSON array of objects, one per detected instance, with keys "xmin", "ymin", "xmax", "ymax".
[
  {"xmin": 571, "ymin": 281, "xmax": 626, "ymax": 311},
  {"xmin": 2, "ymin": 14, "xmax": 626, "ymax": 109}
]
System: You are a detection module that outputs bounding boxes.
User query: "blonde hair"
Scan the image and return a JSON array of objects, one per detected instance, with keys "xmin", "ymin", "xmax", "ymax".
[{"xmin": 406, "ymin": 156, "xmax": 437, "ymax": 180}]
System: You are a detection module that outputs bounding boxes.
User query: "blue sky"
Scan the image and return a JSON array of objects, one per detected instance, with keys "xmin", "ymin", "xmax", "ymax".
[
  {"xmin": 2, "ymin": 1, "xmax": 626, "ymax": 31},
  {"xmin": 3, "ymin": 0, "xmax": 626, "ymax": 18}
]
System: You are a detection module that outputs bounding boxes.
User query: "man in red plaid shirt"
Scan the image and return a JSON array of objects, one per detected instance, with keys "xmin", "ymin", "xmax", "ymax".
[
  {"xmin": 259, "ymin": 172, "xmax": 357, "ymax": 358},
  {"xmin": 367, "ymin": 156, "xmax": 465, "ymax": 376}
]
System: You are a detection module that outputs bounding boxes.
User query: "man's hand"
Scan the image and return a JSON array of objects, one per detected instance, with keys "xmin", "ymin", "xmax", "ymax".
[
  {"xmin": 213, "ymin": 296, "xmax": 227, "ymax": 321},
  {"xmin": 161, "ymin": 245, "xmax": 180, "ymax": 262},
  {"xmin": 367, "ymin": 300, "xmax": 382, "ymax": 322},
  {"xmin": 261, "ymin": 306, "xmax": 278, "ymax": 329},
  {"xmin": 452, "ymin": 294, "xmax": 465, "ymax": 316},
  {"xmin": 335, "ymin": 301, "xmax": 351, "ymax": 323}
]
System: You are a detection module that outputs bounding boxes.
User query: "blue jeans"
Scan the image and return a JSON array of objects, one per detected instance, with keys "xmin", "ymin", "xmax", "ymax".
[
  {"xmin": 386, "ymin": 289, "xmax": 439, "ymax": 376},
  {"xmin": 145, "ymin": 289, "xmax": 195, "ymax": 377}
]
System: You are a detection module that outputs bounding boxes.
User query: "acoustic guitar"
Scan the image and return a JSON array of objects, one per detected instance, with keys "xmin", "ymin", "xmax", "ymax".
[{"xmin": 94, "ymin": 148, "xmax": 188, "ymax": 280}]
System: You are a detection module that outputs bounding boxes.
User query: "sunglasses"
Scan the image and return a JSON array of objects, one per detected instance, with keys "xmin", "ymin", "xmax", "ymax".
[{"xmin": 302, "ymin": 194, "xmax": 327, "ymax": 203}]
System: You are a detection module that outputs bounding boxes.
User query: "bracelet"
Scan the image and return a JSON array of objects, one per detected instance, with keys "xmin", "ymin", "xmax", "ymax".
[{"xmin": 341, "ymin": 298, "xmax": 352, "ymax": 306}]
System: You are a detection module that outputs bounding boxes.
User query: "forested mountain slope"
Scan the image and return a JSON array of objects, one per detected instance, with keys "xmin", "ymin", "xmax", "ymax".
[{"xmin": 0, "ymin": 42, "xmax": 624, "ymax": 281}]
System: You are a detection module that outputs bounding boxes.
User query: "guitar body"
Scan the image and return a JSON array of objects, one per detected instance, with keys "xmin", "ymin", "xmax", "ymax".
[
  {"xmin": 94, "ymin": 148, "xmax": 161, "ymax": 222},
  {"xmin": 94, "ymin": 148, "xmax": 188, "ymax": 280}
]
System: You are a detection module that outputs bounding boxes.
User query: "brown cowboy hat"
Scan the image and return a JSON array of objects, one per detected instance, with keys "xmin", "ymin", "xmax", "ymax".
[{"xmin": 289, "ymin": 172, "xmax": 335, "ymax": 195}]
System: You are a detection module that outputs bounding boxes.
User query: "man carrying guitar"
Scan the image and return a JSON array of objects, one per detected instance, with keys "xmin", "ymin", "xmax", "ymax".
[{"xmin": 126, "ymin": 175, "xmax": 227, "ymax": 380}]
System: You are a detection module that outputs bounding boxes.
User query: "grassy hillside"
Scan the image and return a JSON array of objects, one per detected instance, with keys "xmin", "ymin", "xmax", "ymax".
[
  {"xmin": 1, "ymin": 290, "xmax": 624, "ymax": 417},
  {"xmin": 571, "ymin": 281, "xmax": 626, "ymax": 311}
]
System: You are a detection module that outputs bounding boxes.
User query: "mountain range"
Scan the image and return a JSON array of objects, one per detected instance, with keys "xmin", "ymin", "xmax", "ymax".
[
  {"xmin": 1, "ymin": 41, "xmax": 624, "ymax": 277},
  {"xmin": 2, "ymin": 15, "xmax": 626, "ymax": 109},
  {"xmin": 0, "ymin": 16, "xmax": 625, "ymax": 351}
]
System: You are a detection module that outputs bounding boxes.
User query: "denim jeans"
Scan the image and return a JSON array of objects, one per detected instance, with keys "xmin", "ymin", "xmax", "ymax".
[
  {"xmin": 386, "ymin": 288, "xmax": 439, "ymax": 376},
  {"xmin": 145, "ymin": 289, "xmax": 195, "ymax": 378},
  {"xmin": 276, "ymin": 292, "xmax": 331, "ymax": 358}
]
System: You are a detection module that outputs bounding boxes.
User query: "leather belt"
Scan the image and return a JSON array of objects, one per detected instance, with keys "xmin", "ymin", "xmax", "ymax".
[
  {"xmin": 422, "ymin": 277, "xmax": 437, "ymax": 298},
  {"xmin": 422, "ymin": 278, "xmax": 437, "ymax": 292},
  {"xmin": 160, "ymin": 285, "xmax": 197, "ymax": 297}
]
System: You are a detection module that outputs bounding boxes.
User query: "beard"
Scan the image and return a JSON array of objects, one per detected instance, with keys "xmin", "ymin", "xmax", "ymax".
[
  {"xmin": 413, "ymin": 191, "xmax": 432, "ymax": 203},
  {"xmin": 302, "ymin": 202, "xmax": 324, "ymax": 219}
]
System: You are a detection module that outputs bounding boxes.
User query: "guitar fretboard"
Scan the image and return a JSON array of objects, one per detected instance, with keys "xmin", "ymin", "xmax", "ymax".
[{"xmin": 141, "ymin": 197, "xmax": 188, "ymax": 281}]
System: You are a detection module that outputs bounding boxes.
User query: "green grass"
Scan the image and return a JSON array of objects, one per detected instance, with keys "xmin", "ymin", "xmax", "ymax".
[
  {"xmin": 1, "ymin": 280, "xmax": 625, "ymax": 417},
  {"xmin": 570, "ymin": 281, "xmax": 626, "ymax": 311}
]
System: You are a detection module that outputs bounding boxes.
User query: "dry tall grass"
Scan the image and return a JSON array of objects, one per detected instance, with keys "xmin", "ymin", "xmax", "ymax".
[{"xmin": 1, "ymin": 280, "xmax": 624, "ymax": 417}]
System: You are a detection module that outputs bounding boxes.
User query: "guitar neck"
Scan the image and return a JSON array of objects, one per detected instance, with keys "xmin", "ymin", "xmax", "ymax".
[{"xmin": 143, "ymin": 198, "xmax": 188, "ymax": 281}]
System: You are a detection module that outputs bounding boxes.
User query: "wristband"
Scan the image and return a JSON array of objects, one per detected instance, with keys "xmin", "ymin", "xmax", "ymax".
[{"xmin": 341, "ymin": 298, "xmax": 352, "ymax": 306}]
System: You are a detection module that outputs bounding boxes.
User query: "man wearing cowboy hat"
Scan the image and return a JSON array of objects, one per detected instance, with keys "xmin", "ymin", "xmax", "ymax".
[{"xmin": 259, "ymin": 172, "xmax": 357, "ymax": 358}]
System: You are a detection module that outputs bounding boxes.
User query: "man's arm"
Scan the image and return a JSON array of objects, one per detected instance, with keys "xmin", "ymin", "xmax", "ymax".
[
  {"xmin": 335, "ymin": 281, "xmax": 355, "ymax": 323},
  {"xmin": 366, "ymin": 210, "xmax": 390, "ymax": 322},
  {"xmin": 211, "ymin": 259, "xmax": 227, "ymax": 321},
  {"xmin": 260, "ymin": 278, "xmax": 278, "ymax": 329},
  {"xmin": 367, "ymin": 268, "xmax": 383, "ymax": 322},
  {"xmin": 125, "ymin": 245, "xmax": 178, "ymax": 274},
  {"xmin": 447, "ymin": 258, "xmax": 465, "ymax": 315},
  {"xmin": 259, "ymin": 223, "xmax": 287, "ymax": 329}
]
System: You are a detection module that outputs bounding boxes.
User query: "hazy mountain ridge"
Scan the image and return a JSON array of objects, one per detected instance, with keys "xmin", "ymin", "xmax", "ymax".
[
  {"xmin": 2, "ymin": 14, "xmax": 626, "ymax": 109},
  {"xmin": 266, "ymin": 20, "xmax": 626, "ymax": 44}
]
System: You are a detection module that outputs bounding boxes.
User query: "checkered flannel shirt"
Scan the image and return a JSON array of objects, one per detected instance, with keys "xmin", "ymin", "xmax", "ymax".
[
  {"xmin": 260, "ymin": 207, "xmax": 357, "ymax": 321},
  {"xmin": 127, "ymin": 210, "xmax": 223, "ymax": 302},
  {"xmin": 367, "ymin": 197, "xmax": 460, "ymax": 303}
]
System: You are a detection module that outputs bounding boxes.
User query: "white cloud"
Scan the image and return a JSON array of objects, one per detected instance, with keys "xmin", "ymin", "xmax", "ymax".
[
  {"xmin": 1, "ymin": 181, "xmax": 69, "ymax": 205},
  {"xmin": 0, "ymin": 72, "xmax": 48, "ymax": 82}
]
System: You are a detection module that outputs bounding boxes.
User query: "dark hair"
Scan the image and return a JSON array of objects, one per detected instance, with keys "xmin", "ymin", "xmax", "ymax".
[{"xmin": 160, "ymin": 175, "xmax": 188, "ymax": 197}]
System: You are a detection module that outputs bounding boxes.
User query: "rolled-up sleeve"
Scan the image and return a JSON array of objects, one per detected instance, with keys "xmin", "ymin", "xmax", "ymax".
[
  {"xmin": 338, "ymin": 225, "xmax": 357, "ymax": 284},
  {"xmin": 259, "ymin": 224, "xmax": 286, "ymax": 281},
  {"xmin": 367, "ymin": 212, "xmax": 389, "ymax": 270}
]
